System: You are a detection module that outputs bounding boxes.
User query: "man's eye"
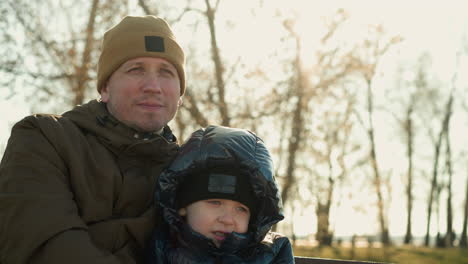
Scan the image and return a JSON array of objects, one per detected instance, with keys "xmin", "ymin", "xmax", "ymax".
[
  {"xmin": 160, "ymin": 68, "xmax": 175, "ymax": 76},
  {"xmin": 128, "ymin": 67, "xmax": 143, "ymax": 72}
]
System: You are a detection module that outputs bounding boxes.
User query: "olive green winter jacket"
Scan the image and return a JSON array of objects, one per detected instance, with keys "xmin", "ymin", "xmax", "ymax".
[{"xmin": 0, "ymin": 100, "xmax": 179, "ymax": 264}]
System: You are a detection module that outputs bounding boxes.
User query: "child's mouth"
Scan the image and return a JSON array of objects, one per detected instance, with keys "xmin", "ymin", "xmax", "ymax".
[
  {"xmin": 213, "ymin": 231, "xmax": 226, "ymax": 239},
  {"xmin": 212, "ymin": 231, "xmax": 230, "ymax": 244}
]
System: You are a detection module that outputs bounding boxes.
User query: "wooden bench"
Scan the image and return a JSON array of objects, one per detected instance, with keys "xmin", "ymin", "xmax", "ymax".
[{"xmin": 294, "ymin": 256, "xmax": 390, "ymax": 264}]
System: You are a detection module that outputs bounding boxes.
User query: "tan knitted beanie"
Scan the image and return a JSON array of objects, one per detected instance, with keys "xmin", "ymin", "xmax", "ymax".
[{"xmin": 97, "ymin": 15, "xmax": 185, "ymax": 95}]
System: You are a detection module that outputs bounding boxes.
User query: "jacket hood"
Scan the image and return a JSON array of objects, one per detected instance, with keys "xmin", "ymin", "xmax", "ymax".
[{"xmin": 156, "ymin": 125, "xmax": 284, "ymax": 255}]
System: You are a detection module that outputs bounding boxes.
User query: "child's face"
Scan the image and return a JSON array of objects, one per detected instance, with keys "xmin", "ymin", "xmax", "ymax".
[{"xmin": 179, "ymin": 199, "xmax": 251, "ymax": 247}]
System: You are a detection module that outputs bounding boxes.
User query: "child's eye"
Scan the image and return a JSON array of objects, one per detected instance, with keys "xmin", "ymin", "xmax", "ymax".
[
  {"xmin": 237, "ymin": 206, "xmax": 249, "ymax": 213},
  {"xmin": 206, "ymin": 200, "xmax": 221, "ymax": 205}
]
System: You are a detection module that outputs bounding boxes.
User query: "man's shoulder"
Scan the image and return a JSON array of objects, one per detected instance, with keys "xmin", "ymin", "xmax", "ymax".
[
  {"xmin": 15, "ymin": 100, "xmax": 100, "ymax": 129},
  {"xmin": 16, "ymin": 113, "xmax": 73, "ymax": 128},
  {"xmin": 12, "ymin": 112, "xmax": 84, "ymax": 139},
  {"xmin": 27, "ymin": 113, "xmax": 64, "ymax": 123}
]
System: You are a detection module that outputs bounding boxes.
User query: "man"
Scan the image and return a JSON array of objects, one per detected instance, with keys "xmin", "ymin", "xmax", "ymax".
[{"xmin": 0, "ymin": 15, "xmax": 185, "ymax": 264}]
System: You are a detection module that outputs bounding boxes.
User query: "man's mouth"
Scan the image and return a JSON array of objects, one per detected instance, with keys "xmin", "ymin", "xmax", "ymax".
[{"xmin": 137, "ymin": 102, "xmax": 163, "ymax": 109}]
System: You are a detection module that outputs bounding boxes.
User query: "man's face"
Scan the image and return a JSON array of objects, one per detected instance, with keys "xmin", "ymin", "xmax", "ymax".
[
  {"xmin": 101, "ymin": 57, "xmax": 181, "ymax": 132},
  {"xmin": 179, "ymin": 199, "xmax": 251, "ymax": 247}
]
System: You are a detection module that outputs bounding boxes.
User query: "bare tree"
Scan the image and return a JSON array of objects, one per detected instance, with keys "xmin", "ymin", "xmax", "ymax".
[
  {"xmin": 459, "ymin": 36, "xmax": 468, "ymax": 248},
  {"xmin": 403, "ymin": 102, "xmax": 415, "ymax": 245},
  {"xmin": 353, "ymin": 25, "xmax": 402, "ymax": 245},
  {"xmin": 387, "ymin": 68, "xmax": 417, "ymax": 245},
  {"xmin": 1, "ymin": 0, "xmax": 131, "ymax": 111},
  {"xmin": 441, "ymin": 50, "xmax": 462, "ymax": 248},
  {"xmin": 312, "ymin": 91, "xmax": 359, "ymax": 246},
  {"xmin": 280, "ymin": 19, "xmax": 306, "ymax": 207},
  {"xmin": 460, "ymin": 96, "xmax": 468, "ymax": 248},
  {"xmin": 460, "ymin": 165, "xmax": 468, "ymax": 247},
  {"xmin": 424, "ymin": 91, "xmax": 454, "ymax": 246},
  {"xmin": 137, "ymin": 0, "xmax": 155, "ymax": 15},
  {"xmin": 73, "ymin": 0, "xmax": 99, "ymax": 106},
  {"xmin": 204, "ymin": 0, "xmax": 230, "ymax": 126},
  {"xmin": 169, "ymin": 0, "xmax": 231, "ymax": 130},
  {"xmin": 443, "ymin": 122, "xmax": 454, "ymax": 247},
  {"xmin": 387, "ymin": 56, "xmax": 430, "ymax": 244},
  {"xmin": 278, "ymin": 9, "xmax": 358, "ymax": 207}
]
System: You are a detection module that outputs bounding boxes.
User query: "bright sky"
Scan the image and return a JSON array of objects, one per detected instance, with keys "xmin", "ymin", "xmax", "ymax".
[
  {"xmin": 1, "ymin": 0, "xmax": 468, "ymax": 242},
  {"xmin": 206, "ymin": 0, "xmax": 468, "ymax": 240}
]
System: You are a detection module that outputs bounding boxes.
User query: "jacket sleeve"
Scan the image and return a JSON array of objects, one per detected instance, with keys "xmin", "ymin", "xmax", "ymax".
[
  {"xmin": 271, "ymin": 236, "xmax": 295, "ymax": 264},
  {"xmin": 145, "ymin": 228, "xmax": 168, "ymax": 264},
  {"xmin": 0, "ymin": 116, "xmax": 124, "ymax": 264}
]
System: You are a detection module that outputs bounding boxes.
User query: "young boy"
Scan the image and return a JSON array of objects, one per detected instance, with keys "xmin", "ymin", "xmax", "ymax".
[{"xmin": 147, "ymin": 125, "xmax": 294, "ymax": 263}]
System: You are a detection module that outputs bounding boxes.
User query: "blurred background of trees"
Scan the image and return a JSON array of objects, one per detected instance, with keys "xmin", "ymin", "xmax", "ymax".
[{"xmin": 1, "ymin": 0, "xmax": 468, "ymax": 252}]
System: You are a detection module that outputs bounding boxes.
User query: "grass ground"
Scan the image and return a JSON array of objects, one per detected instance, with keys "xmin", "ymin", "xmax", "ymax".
[{"xmin": 293, "ymin": 245, "xmax": 468, "ymax": 264}]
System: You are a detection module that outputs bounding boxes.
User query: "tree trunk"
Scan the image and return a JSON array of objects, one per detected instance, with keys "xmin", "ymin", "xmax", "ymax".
[
  {"xmin": 204, "ymin": 0, "xmax": 230, "ymax": 126},
  {"xmin": 404, "ymin": 106, "xmax": 414, "ymax": 244},
  {"xmin": 460, "ymin": 167, "xmax": 468, "ymax": 247},
  {"xmin": 435, "ymin": 185, "xmax": 444, "ymax": 247},
  {"xmin": 424, "ymin": 94, "xmax": 453, "ymax": 246},
  {"xmin": 316, "ymin": 147, "xmax": 336, "ymax": 246},
  {"xmin": 355, "ymin": 32, "xmax": 401, "ymax": 246},
  {"xmin": 182, "ymin": 89, "xmax": 209, "ymax": 127},
  {"xmin": 444, "ymin": 124, "xmax": 454, "ymax": 247},
  {"xmin": 137, "ymin": 0, "xmax": 157, "ymax": 15},
  {"xmin": 424, "ymin": 134, "xmax": 442, "ymax": 247},
  {"xmin": 281, "ymin": 27, "xmax": 304, "ymax": 207},
  {"xmin": 365, "ymin": 79, "xmax": 390, "ymax": 245},
  {"xmin": 316, "ymin": 201, "xmax": 333, "ymax": 246},
  {"xmin": 73, "ymin": 0, "xmax": 99, "ymax": 106}
]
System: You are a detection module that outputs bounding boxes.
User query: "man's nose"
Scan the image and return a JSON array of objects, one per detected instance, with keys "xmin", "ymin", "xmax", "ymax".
[{"xmin": 142, "ymin": 74, "xmax": 162, "ymax": 93}]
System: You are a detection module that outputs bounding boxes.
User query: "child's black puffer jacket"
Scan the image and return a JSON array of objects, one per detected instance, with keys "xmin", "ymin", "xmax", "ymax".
[{"xmin": 147, "ymin": 125, "xmax": 294, "ymax": 264}]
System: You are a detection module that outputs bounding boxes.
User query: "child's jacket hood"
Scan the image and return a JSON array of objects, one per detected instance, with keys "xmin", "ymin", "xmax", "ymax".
[{"xmin": 155, "ymin": 125, "xmax": 284, "ymax": 257}]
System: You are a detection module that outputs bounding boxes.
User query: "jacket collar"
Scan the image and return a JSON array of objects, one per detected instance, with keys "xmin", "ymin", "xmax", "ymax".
[{"xmin": 63, "ymin": 99, "xmax": 178, "ymax": 156}]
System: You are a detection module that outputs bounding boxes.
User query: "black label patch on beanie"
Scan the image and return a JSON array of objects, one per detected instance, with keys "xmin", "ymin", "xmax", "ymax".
[
  {"xmin": 145, "ymin": 36, "xmax": 165, "ymax": 52},
  {"xmin": 208, "ymin": 174, "xmax": 236, "ymax": 194}
]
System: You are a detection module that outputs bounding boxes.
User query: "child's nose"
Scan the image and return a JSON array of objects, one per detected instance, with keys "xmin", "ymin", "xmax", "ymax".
[{"xmin": 218, "ymin": 210, "xmax": 235, "ymax": 225}]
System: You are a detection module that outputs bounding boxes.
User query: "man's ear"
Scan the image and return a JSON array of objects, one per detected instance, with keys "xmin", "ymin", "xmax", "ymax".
[
  {"xmin": 178, "ymin": 208, "xmax": 187, "ymax": 216},
  {"xmin": 178, "ymin": 97, "xmax": 183, "ymax": 107},
  {"xmin": 100, "ymin": 81, "xmax": 110, "ymax": 103}
]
